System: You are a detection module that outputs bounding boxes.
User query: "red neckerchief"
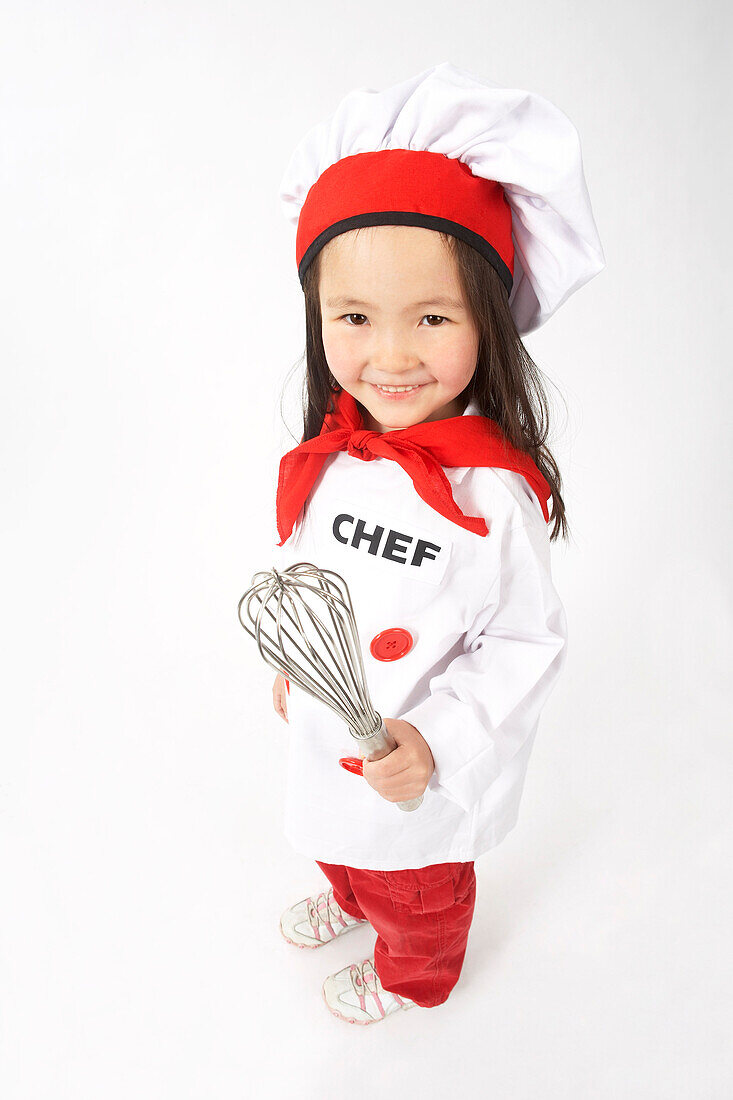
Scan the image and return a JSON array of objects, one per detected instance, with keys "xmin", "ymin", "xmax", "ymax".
[{"xmin": 276, "ymin": 387, "xmax": 551, "ymax": 545}]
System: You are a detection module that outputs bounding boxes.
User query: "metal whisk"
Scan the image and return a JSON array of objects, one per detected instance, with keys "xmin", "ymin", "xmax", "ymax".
[{"xmin": 237, "ymin": 561, "xmax": 423, "ymax": 813}]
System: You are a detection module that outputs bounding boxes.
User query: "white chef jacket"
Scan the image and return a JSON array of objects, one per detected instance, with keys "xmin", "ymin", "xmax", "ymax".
[{"xmin": 270, "ymin": 399, "xmax": 568, "ymax": 871}]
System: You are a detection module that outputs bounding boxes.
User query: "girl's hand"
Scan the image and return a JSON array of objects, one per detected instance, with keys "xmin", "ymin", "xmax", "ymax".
[
  {"xmin": 361, "ymin": 718, "xmax": 435, "ymax": 803},
  {"xmin": 273, "ymin": 673, "xmax": 289, "ymax": 723}
]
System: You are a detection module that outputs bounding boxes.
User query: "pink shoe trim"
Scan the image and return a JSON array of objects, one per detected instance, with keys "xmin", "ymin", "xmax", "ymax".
[
  {"xmin": 322, "ymin": 985, "xmax": 374, "ymax": 1026},
  {"xmin": 361, "ymin": 960, "xmax": 387, "ymax": 1017}
]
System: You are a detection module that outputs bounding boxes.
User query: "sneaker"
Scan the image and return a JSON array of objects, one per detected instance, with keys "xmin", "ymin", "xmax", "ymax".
[
  {"xmin": 322, "ymin": 955, "xmax": 417, "ymax": 1024},
  {"xmin": 279, "ymin": 885, "xmax": 369, "ymax": 949}
]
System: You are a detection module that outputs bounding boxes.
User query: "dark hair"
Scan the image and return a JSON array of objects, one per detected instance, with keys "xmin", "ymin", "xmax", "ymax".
[{"xmin": 280, "ymin": 229, "xmax": 568, "ymax": 541}]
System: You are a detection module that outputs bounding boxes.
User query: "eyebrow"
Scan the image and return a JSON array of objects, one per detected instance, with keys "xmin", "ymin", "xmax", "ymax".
[{"xmin": 324, "ymin": 295, "xmax": 465, "ymax": 312}]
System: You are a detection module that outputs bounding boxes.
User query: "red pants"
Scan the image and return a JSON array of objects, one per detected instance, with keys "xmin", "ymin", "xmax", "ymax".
[{"xmin": 316, "ymin": 859, "xmax": 476, "ymax": 1008}]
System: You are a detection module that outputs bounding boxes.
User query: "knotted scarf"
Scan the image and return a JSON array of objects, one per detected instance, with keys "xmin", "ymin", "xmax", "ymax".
[{"xmin": 276, "ymin": 387, "xmax": 551, "ymax": 546}]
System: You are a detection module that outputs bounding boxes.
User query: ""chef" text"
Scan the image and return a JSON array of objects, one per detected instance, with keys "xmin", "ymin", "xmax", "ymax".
[{"xmin": 332, "ymin": 513, "xmax": 443, "ymax": 569}]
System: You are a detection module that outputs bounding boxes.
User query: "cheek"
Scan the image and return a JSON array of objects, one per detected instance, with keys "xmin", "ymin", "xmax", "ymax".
[
  {"xmin": 433, "ymin": 330, "xmax": 479, "ymax": 386},
  {"xmin": 322, "ymin": 328, "xmax": 359, "ymax": 376}
]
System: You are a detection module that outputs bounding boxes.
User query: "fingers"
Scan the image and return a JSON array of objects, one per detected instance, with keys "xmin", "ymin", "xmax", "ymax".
[
  {"xmin": 363, "ymin": 761, "xmax": 411, "ymax": 784},
  {"xmin": 272, "ymin": 680, "xmax": 288, "ymax": 722},
  {"xmin": 362, "ymin": 756, "xmax": 427, "ymax": 801},
  {"xmin": 368, "ymin": 777, "xmax": 426, "ymax": 803},
  {"xmin": 362, "ymin": 752, "xmax": 411, "ymax": 779}
]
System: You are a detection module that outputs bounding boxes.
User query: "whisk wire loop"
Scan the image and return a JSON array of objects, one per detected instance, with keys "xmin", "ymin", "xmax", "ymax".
[
  {"xmin": 238, "ymin": 564, "xmax": 382, "ymax": 738},
  {"xmin": 237, "ymin": 562, "xmax": 422, "ymax": 809}
]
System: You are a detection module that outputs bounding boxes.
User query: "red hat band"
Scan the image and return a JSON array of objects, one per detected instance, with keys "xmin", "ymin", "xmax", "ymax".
[{"xmin": 295, "ymin": 148, "xmax": 514, "ymax": 293}]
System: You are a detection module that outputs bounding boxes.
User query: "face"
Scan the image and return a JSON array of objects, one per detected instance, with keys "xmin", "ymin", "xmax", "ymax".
[{"xmin": 318, "ymin": 225, "xmax": 479, "ymax": 433}]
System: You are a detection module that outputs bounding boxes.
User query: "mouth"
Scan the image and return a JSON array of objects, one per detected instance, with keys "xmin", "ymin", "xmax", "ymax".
[{"xmin": 369, "ymin": 382, "xmax": 429, "ymax": 401}]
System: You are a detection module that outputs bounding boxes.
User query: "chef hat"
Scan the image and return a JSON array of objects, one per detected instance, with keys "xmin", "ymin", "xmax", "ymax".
[{"xmin": 279, "ymin": 62, "xmax": 605, "ymax": 336}]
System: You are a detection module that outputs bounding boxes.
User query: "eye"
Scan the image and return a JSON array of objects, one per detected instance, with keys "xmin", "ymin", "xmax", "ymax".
[{"xmin": 340, "ymin": 313, "xmax": 449, "ymax": 327}]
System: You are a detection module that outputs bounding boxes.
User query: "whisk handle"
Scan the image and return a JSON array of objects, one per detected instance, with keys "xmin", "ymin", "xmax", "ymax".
[{"xmin": 357, "ymin": 717, "xmax": 424, "ymax": 813}]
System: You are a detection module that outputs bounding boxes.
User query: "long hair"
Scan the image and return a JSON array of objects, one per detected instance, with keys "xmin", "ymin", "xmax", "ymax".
[{"xmin": 281, "ymin": 230, "xmax": 569, "ymax": 541}]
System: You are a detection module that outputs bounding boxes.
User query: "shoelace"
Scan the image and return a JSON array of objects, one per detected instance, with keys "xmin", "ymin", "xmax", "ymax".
[
  {"xmin": 306, "ymin": 887, "xmax": 363, "ymax": 942},
  {"xmin": 349, "ymin": 957, "xmax": 410, "ymax": 1018}
]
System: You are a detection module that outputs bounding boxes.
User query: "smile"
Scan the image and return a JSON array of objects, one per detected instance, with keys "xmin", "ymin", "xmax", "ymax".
[{"xmin": 370, "ymin": 383, "xmax": 428, "ymax": 399}]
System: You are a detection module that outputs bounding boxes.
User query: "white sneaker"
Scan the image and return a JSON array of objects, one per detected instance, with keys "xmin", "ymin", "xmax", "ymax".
[
  {"xmin": 322, "ymin": 955, "xmax": 417, "ymax": 1025},
  {"xmin": 279, "ymin": 885, "xmax": 369, "ymax": 949}
]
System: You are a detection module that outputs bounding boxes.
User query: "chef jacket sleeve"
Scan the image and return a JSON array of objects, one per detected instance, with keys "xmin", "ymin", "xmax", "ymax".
[{"xmin": 397, "ymin": 516, "xmax": 568, "ymax": 814}]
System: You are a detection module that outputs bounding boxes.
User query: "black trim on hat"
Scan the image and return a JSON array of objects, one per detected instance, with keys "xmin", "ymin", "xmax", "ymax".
[{"xmin": 298, "ymin": 211, "xmax": 514, "ymax": 295}]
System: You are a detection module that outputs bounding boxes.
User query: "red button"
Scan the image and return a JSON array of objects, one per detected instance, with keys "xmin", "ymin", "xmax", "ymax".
[{"xmin": 369, "ymin": 627, "xmax": 414, "ymax": 662}]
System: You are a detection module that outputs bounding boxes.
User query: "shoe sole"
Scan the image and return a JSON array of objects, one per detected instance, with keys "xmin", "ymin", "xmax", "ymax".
[
  {"xmin": 321, "ymin": 984, "xmax": 377, "ymax": 1025},
  {"xmin": 321, "ymin": 984, "xmax": 416, "ymax": 1024},
  {"xmin": 280, "ymin": 922, "xmax": 320, "ymax": 949}
]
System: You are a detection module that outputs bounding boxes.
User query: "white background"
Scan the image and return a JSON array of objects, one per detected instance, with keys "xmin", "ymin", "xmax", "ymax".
[{"xmin": 2, "ymin": 2, "xmax": 731, "ymax": 1097}]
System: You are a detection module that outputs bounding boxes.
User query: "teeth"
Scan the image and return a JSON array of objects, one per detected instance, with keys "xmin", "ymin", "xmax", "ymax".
[{"xmin": 374, "ymin": 384, "xmax": 421, "ymax": 393}]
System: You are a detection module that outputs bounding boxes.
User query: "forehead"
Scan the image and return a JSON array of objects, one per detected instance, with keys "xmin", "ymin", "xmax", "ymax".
[{"xmin": 319, "ymin": 225, "xmax": 461, "ymax": 297}]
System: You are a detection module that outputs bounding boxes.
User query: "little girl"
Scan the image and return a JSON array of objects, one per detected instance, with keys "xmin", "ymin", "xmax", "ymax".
[{"xmin": 267, "ymin": 62, "xmax": 604, "ymax": 1024}]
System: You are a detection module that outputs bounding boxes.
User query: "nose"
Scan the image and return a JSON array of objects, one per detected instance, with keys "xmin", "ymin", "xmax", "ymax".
[{"xmin": 369, "ymin": 326, "xmax": 419, "ymax": 378}]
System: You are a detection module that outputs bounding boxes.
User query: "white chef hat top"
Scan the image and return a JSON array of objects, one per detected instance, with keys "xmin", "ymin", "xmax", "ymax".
[{"xmin": 279, "ymin": 62, "xmax": 605, "ymax": 336}]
